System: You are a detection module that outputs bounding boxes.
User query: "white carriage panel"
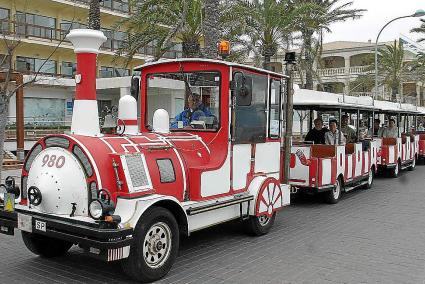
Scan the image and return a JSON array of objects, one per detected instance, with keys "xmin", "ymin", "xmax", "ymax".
[
  {"xmin": 406, "ymin": 136, "xmax": 411, "ymax": 161},
  {"xmin": 371, "ymin": 139, "xmax": 379, "ymax": 166},
  {"xmin": 281, "ymin": 184, "xmax": 290, "ymax": 206},
  {"xmin": 336, "ymin": 146, "xmax": 345, "ymax": 177},
  {"xmin": 397, "ymin": 138, "xmax": 402, "ymax": 162},
  {"xmin": 255, "ymin": 142, "xmax": 281, "ymax": 174},
  {"xmin": 364, "ymin": 151, "xmax": 369, "ymax": 173},
  {"xmin": 201, "ymin": 152, "xmax": 231, "ymax": 197},
  {"xmin": 290, "ymin": 146, "xmax": 311, "ymax": 186},
  {"xmin": 354, "ymin": 143, "xmax": 362, "ymax": 177},
  {"xmin": 187, "ymin": 204, "xmax": 241, "ymax": 232},
  {"xmin": 231, "ymin": 144, "xmax": 252, "ymax": 190},
  {"xmin": 375, "ymin": 138, "xmax": 382, "ymax": 164},
  {"xmin": 414, "ymin": 135, "xmax": 419, "ymax": 156},
  {"xmin": 346, "ymin": 155, "xmax": 352, "ymax": 179},
  {"xmin": 389, "ymin": 146, "xmax": 395, "ymax": 163},
  {"xmin": 321, "ymin": 159, "xmax": 332, "ymax": 185}
]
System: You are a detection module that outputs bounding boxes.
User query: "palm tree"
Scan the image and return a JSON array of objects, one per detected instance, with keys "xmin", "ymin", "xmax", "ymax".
[
  {"xmin": 376, "ymin": 41, "xmax": 408, "ymax": 102},
  {"xmin": 117, "ymin": 0, "xmax": 204, "ymax": 62},
  {"xmin": 88, "ymin": 0, "xmax": 101, "ymax": 30},
  {"xmin": 411, "ymin": 19, "xmax": 425, "ymax": 42},
  {"xmin": 203, "ymin": 0, "xmax": 221, "ymax": 59},
  {"xmin": 224, "ymin": 0, "xmax": 304, "ymax": 69},
  {"xmin": 293, "ymin": 0, "xmax": 365, "ymax": 89}
]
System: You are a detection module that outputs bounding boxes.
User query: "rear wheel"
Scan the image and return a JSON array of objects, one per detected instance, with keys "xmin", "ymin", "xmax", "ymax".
[
  {"xmin": 121, "ymin": 207, "xmax": 179, "ymax": 283},
  {"xmin": 21, "ymin": 231, "xmax": 73, "ymax": 258},
  {"xmin": 246, "ymin": 213, "xmax": 276, "ymax": 236},
  {"xmin": 408, "ymin": 156, "xmax": 416, "ymax": 171},
  {"xmin": 390, "ymin": 160, "xmax": 400, "ymax": 178},
  {"xmin": 324, "ymin": 177, "xmax": 342, "ymax": 204}
]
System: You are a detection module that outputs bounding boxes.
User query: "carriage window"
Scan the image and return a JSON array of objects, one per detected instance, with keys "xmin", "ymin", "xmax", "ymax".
[
  {"xmin": 269, "ymin": 79, "xmax": 281, "ymax": 138},
  {"xmin": 146, "ymin": 72, "xmax": 220, "ymax": 131},
  {"xmin": 233, "ymin": 72, "xmax": 267, "ymax": 143}
]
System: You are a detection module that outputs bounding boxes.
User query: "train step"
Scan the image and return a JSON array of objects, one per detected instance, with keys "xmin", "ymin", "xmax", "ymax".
[
  {"xmin": 344, "ymin": 180, "xmax": 368, "ymax": 193},
  {"xmin": 186, "ymin": 194, "xmax": 254, "ymax": 216}
]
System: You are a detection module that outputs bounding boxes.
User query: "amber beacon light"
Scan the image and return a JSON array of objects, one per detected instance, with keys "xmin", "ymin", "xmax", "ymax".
[{"xmin": 218, "ymin": 40, "xmax": 230, "ymax": 58}]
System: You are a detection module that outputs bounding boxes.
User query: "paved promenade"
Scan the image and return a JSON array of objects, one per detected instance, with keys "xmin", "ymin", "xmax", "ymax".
[{"xmin": 0, "ymin": 166, "xmax": 425, "ymax": 283}]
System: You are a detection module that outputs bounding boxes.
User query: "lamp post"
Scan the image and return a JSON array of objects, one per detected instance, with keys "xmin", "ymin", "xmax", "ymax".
[{"xmin": 374, "ymin": 9, "xmax": 425, "ymax": 103}]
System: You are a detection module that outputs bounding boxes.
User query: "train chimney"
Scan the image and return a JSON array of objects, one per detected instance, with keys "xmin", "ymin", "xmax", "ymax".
[{"xmin": 66, "ymin": 29, "xmax": 107, "ymax": 136}]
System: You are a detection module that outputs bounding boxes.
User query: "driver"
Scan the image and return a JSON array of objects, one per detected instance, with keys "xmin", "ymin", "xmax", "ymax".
[{"xmin": 171, "ymin": 92, "xmax": 212, "ymax": 128}]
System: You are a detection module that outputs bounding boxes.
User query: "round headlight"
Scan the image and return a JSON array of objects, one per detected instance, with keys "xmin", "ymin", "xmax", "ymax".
[{"xmin": 89, "ymin": 200, "xmax": 103, "ymax": 219}]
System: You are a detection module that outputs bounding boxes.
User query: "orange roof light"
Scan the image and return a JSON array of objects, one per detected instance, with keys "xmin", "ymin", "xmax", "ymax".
[{"xmin": 218, "ymin": 40, "xmax": 230, "ymax": 58}]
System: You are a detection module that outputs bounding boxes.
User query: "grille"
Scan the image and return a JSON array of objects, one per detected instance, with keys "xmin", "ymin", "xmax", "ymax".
[
  {"xmin": 156, "ymin": 159, "xmax": 176, "ymax": 183},
  {"xmin": 24, "ymin": 144, "xmax": 42, "ymax": 172},
  {"xmin": 21, "ymin": 176, "xmax": 28, "ymax": 199},
  {"xmin": 125, "ymin": 154, "xmax": 150, "ymax": 189},
  {"xmin": 45, "ymin": 137, "xmax": 70, "ymax": 149},
  {"xmin": 73, "ymin": 145, "xmax": 93, "ymax": 177},
  {"xmin": 90, "ymin": 181, "xmax": 98, "ymax": 199}
]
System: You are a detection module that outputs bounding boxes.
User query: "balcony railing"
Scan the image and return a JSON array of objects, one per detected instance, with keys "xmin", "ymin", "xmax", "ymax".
[
  {"xmin": 0, "ymin": 19, "xmax": 182, "ymax": 59},
  {"xmin": 63, "ymin": 0, "xmax": 130, "ymax": 13}
]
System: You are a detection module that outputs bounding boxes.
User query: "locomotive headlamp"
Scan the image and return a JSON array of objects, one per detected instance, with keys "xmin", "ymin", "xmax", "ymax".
[
  {"xmin": 89, "ymin": 189, "xmax": 115, "ymax": 220},
  {"xmin": 5, "ymin": 177, "xmax": 20, "ymax": 199}
]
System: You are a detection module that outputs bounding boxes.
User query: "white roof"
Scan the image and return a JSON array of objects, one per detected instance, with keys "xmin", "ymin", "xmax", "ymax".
[
  {"xmin": 294, "ymin": 89, "xmax": 420, "ymax": 114},
  {"xmin": 134, "ymin": 58, "xmax": 288, "ymax": 78}
]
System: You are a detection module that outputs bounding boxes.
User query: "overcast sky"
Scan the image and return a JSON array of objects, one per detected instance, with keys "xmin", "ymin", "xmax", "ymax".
[{"xmin": 324, "ymin": 0, "xmax": 425, "ymax": 44}]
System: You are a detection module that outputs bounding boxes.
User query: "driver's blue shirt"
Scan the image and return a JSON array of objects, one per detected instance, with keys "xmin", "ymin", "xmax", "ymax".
[{"xmin": 171, "ymin": 104, "xmax": 212, "ymax": 128}]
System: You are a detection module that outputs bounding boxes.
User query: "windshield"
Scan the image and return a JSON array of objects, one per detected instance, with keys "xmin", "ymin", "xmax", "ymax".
[{"xmin": 146, "ymin": 71, "xmax": 221, "ymax": 131}]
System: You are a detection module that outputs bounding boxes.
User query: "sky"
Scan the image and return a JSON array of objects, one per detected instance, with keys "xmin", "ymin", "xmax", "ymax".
[{"xmin": 324, "ymin": 0, "xmax": 425, "ymax": 44}]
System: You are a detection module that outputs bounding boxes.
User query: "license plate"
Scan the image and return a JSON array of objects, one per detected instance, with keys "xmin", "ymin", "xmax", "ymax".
[
  {"xmin": 35, "ymin": 220, "xmax": 46, "ymax": 232},
  {"xmin": 17, "ymin": 213, "xmax": 32, "ymax": 233}
]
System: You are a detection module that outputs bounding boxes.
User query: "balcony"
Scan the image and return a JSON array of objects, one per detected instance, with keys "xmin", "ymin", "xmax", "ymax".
[
  {"xmin": 0, "ymin": 19, "xmax": 182, "ymax": 59},
  {"xmin": 55, "ymin": 0, "xmax": 130, "ymax": 14}
]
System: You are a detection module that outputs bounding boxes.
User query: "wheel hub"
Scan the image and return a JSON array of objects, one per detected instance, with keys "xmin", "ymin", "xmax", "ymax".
[{"xmin": 143, "ymin": 222, "xmax": 172, "ymax": 268}]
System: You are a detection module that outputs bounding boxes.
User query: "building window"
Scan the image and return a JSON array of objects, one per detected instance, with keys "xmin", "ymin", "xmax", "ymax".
[
  {"xmin": 16, "ymin": 56, "xmax": 57, "ymax": 75},
  {"xmin": 0, "ymin": 8, "xmax": 9, "ymax": 33},
  {"xmin": 61, "ymin": 61, "xmax": 76, "ymax": 77},
  {"xmin": 16, "ymin": 12, "xmax": 56, "ymax": 39},
  {"xmin": 100, "ymin": 66, "xmax": 130, "ymax": 78},
  {"xmin": 101, "ymin": 28, "xmax": 127, "ymax": 51},
  {"xmin": 60, "ymin": 21, "xmax": 86, "ymax": 39},
  {"xmin": 101, "ymin": 0, "xmax": 129, "ymax": 12}
]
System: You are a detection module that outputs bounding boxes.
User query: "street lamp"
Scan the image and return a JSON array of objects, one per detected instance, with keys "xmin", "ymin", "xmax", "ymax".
[{"xmin": 374, "ymin": 9, "xmax": 425, "ymax": 103}]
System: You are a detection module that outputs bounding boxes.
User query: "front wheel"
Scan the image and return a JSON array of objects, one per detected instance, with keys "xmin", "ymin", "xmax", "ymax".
[
  {"xmin": 364, "ymin": 168, "xmax": 374, "ymax": 189},
  {"xmin": 121, "ymin": 207, "xmax": 179, "ymax": 283},
  {"xmin": 21, "ymin": 231, "xmax": 73, "ymax": 258},
  {"xmin": 246, "ymin": 213, "xmax": 276, "ymax": 236},
  {"xmin": 323, "ymin": 177, "xmax": 342, "ymax": 204}
]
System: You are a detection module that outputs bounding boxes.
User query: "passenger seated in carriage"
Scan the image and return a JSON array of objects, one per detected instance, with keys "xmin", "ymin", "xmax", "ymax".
[
  {"xmin": 171, "ymin": 92, "xmax": 213, "ymax": 128},
  {"xmin": 325, "ymin": 119, "xmax": 346, "ymax": 145},
  {"xmin": 382, "ymin": 118, "xmax": 398, "ymax": 138},
  {"xmin": 305, "ymin": 117, "xmax": 329, "ymax": 144},
  {"xmin": 340, "ymin": 114, "xmax": 357, "ymax": 143},
  {"xmin": 367, "ymin": 118, "xmax": 384, "ymax": 138}
]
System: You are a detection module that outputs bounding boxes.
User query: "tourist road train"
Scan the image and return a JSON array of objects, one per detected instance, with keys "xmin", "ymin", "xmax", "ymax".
[{"xmin": 0, "ymin": 29, "xmax": 424, "ymax": 283}]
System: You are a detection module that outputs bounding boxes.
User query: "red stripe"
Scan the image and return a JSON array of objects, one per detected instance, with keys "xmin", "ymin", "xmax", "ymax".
[{"xmin": 118, "ymin": 119, "xmax": 138, "ymax": 126}]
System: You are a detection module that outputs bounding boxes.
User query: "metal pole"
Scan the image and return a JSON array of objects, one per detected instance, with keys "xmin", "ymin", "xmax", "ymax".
[
  {"xmin": 375, "ymin": 15, "xmax": 413, "ymax": 104},
  {"xmin": 283, "ymin": 63, "xmax": 294, "ymax": 184}
]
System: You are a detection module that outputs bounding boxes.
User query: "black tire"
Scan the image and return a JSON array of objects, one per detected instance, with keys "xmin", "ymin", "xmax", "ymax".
[
  {"xmin": 21, "ymin": 231, "xmax": 73, "ymax": 258},
  {"xmin": 323, "ymin": 177, "xmax": 343, "ymax": 204},
  {"xmin": 364, "ymin": 167, "xmax": 374, "ymax": 189},
  {"xmin": 408, "ymin": 156, "xmax": 416, "ymax": 171},
  {"xmin": 246, "ymin": 213, "xmax": 276, "ymax": 236},
  {"xmin": 390, "ymin": 160, "xmax": 400, "ymax": 178},
  {"xmin": 121, "ymin": 207, "xmax": 179, "ymax": 283}
]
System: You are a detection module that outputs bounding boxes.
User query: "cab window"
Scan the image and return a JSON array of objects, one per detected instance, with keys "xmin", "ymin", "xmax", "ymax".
[
  {"xmin": 269, "ymin": 79, "xmax": 281, "ymax": 138},
  {"xmin": 146, "ymin": 72, "xmax": 221, "ymax": 131}
]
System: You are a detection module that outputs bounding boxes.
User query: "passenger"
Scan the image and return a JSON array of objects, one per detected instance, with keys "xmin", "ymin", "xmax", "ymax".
[
  {"xmin": 340, "ymin": 114, "xmax": 357, "ymax": 143},
  {"xmin": 367, "ymin": 118, "xmax": 384, "ymax": 137},
  {"xmin": 304, "ymin": 118, "xmax": 329, "ymax": 144},
  {"xmin": 171, "ymin": 93, "xmax": 212, "ymax": 128},
  {"xmin": 418, "ymin": 123, "xmax": 425, "ymax": 131},
  {"xmin": 325, "ymin": 119, "xmax": 346, "ymax": 145},
  {"xmin": 382, "ymin": 118, "xmax": 398, "ymax": 138}
]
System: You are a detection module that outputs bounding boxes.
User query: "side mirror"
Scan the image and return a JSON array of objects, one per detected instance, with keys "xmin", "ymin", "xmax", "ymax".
[
  {"xmin": 130, "ymin": 76, "xmax": 140, "ymax": 100},
  {"xmin": 233, "ymin": 72, "xmax": 252, "ymax": 106}
]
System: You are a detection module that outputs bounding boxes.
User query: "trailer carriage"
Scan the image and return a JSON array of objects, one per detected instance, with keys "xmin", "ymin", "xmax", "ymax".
[{"xmin": 289, "ymin": 90, "xmax": 378, "ymax": 203}]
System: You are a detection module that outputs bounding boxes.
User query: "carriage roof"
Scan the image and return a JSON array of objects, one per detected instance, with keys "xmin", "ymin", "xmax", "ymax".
[
  {"xmin": 134, "ymin": 58, "xmax": 289, "ymax": 78},
  {"xmin": 294, "ymin": 89, "xmax": 421, "ymax": 114}
]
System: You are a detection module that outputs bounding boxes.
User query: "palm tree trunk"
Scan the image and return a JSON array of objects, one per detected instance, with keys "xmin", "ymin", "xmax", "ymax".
[
  {"xmin": 303, "ymin": 30, "xmax": 314, "ymax": 90},
  {"xmin": 203, "ymin": 0, "xmax": 220, "ymax": 59},
  {"xmin": 88, "ymin": 0, "xmax": 101, "ymax": 30}
]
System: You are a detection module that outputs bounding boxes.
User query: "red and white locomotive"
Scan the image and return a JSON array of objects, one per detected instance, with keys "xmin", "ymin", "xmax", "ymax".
[{"xmin": 0, "ymin": 29, "xmax": 290, "ymax": 282}]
